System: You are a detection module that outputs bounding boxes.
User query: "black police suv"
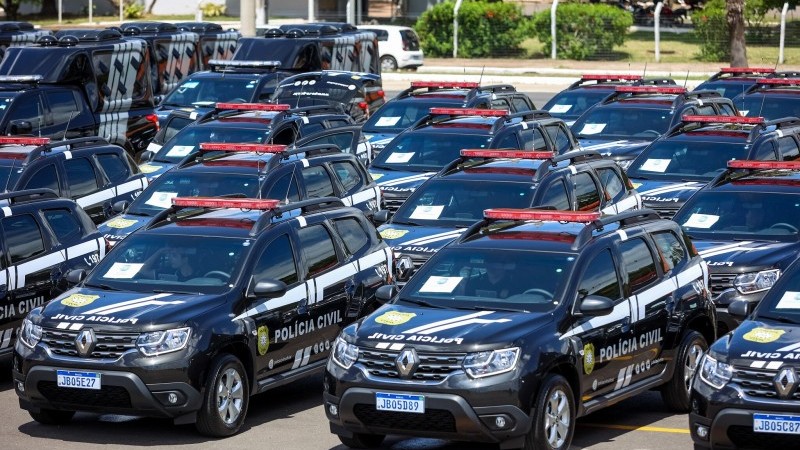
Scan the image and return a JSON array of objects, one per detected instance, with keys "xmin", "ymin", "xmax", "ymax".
[
  {"xmin": 690, "ymin": 256, "xmax": 800, "ymax": 450},
  {"xmin": 100, "ymin": 142, "xmax": 381, "ymax": 244},
  {"xmin": 325, "ymin": 208, "xmax": 715, "ymax": 450},
  {"xmin": 733, "ymin": 78, "xmax": 800, "ymax": 121},
  {"xmin": 672, "ymin": 159, "xmax": 800, "ymax": 335},
  {"xmin": 363, "ymin": 81, "xmax": 535, "ymax": 151},
  {"xmin": 175, "ymin": 22, "xmax": 240, "ymax": 68},
  {"xmin": 0, "ymin": 189, "xmax": 105, "ymax": 358},
  {"xmin": 543, "ymin": 74, "xmax": 656, "ymax": 125},
  {"xmin": 14, "ymin": 195, "xmax": 394, "ymax": 436},
  {"xmin": 0, "ymin": 136, "xmax": 148, "ymax": 224},
  {"xmin": 0, "ymin": 21, "xmax": 51, "ymax": 61},
  {"xmin": 627, "ymin": 115, "xmax": 800, "ymax": 220},
  {"xmin": 694, "ymin": 67, "xmax": 777, "ymax": 100}
]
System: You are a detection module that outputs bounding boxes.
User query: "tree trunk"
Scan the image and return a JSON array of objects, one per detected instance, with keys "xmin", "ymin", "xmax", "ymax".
[
  {"xmin": 41, "ymin": 0, "xmax": 58, "ymax": 16},
  {"xmin": 727, "ymin": 0, "xmax": 748, "ymax": 67},
  {"xmin": 147, "ymin": 0, "xmax": 158, "ymax": 14},
  {"xmin": 4, "ymin": 0, "xmax": 19, "ymax": 21}
]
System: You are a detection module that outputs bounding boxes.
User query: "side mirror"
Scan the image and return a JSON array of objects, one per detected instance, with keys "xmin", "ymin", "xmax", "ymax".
[
  {"xmin": 112, "ymin": 200, "xmax": 129, "ymax": 214},
  {"xmin": 8, "ymin": 119, "xmax": 32, "ymax": 135},
  {"xmin": 65, "ymin": 269, "xmax": 86, "ymax": 285},
  {"xmin": 373, "ymin": 209, "xmax": 391, "ymax": 225},
  {"xmin": 253, "ymin": 279, "xmax": 287, "ymax": 298},
  {"xmin": 395, "ymin": 255, "xmax": 414, "ymax": 282},
  {"xmin": 139, "ymin": 150, "xmax": 154, "ymax": 163},
  {"xmin": 375, "ymin": 284, "xmax": 397, "ymax": 303},
  {"xmin": 154, "ymin": 95, "xmax": 164, "ymax": 105},
  {"xmin": 729, "ymin": 300, "xmax": 755, "ymax": 320},
  {"xmin": 579, "ymin": 295, "xmax": 615, "ymax": 316}
]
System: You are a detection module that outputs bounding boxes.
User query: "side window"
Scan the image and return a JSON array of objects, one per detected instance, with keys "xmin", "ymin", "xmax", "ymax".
[
  {"xmin": 577, "ymin": 249, "xmax": 622, "ymax": 301},
  {"xmin": 297, "ymin": 224, "xmax": 339, "ymax": 277},
  {"xmin": 43, "ymin": 208, "xmax": 84, "ymax": 242},
  {"xmin": 755, "ymin": 141, "xmax": 779, "ymax": 160},
  {"xmin": 530, "ymin": 128, "xmax": 547, "ymax": 151},
  {"xmin": 333, "ymin": 217, "xmax": 370, "ymax": 255},
  {"xmin": 573, "ymin": 172, "xmax": 602, "ymax": 211},
  {"xmin": 777, "ymin": 136, "xmax": 800, "ymax": 161},
  {"xmin": 596, "ymin": 167, "xmax": 626, "ymax": 203},
  {"xmin": 24, "ymin": 164, "xmax": 60, "ymax": 193},
  {"xmin": 331, "ymin": 161, "xmax": 364, "ymax": 192},
  {"xmin": 491, "ymin": 98, "xmax": 510, "ymax": 109},
  {"xmin": 2, "ymin": 214, "xmax": 46, "ymax": 263},
  {"xmin": 45, "ymin": 90, "xmax": 80, "ymax": 124},
  {"xmin": 253, "ymin": 234, "xmax": 298, "ymax": 285},
  {"xmin": 511, "ymin": 95, "xmax": 532, "ymax": 113},
  {"xmin": 64, "ymin": 158, "xmax": 101, "ymax": 198},
  {"xmin": 652, "ymin": 231, "xmax": 687, "ymax": 273},
  {"xmin": 539, "ymin": 179, "xmax": 571, "ymax": 210},
  {"xmin": 305, "ymin": 131, "xmax": 355, "ymax": 154},
  {"xmin": 619, "ymin": 238, "xmax": 659, "ymax": 293},
  {"xmin": 544, "ymin": 124, "xmax": 572, "ymax": 154},
  {"xmin": 696, "ymin": 105, "xmax": 717, "ymax": 115},
  {"xmin": 302, "ymin": 166, "xmax": 336, "ymax": 198},
  {"xmin": 718, "ymin": 103, "xmax": 736, "ymax": 116},
  {"xmin": 265, "ymin": 172, "xmax": 301, "ymax": 202},
  {"xmin": 96, "ymin": 153, "xmax": 131, "ymax": 184},
  {"xmin": 495, "ymin": 132, "xmax": 520, "ymax": 149},
  {"xmin": 8, "ymin": 93, "xmax": 43, "ymax": 126}
]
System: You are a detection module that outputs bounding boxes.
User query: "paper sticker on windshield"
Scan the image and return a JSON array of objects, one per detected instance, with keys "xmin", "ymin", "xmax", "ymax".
[
  {"xmin": 182, "ymin": 81, "xmax": 199, "ymax": 89},
  {"xmin": 683, "ymin": 213, "xmax": 719, "ymax": 229},
  {"xmin": 166, "ymin": 145, "xmax": 194, "ymax": 158},
  {"xmin": 376, "ymin": 116, "xmax": 401, "ymax": 127},
  {"xmin": 419, "ymin": 276, "xmax": 463, "ymax": 293},
  {"xmin": 580, "ymin": 123, "xmax": 606, "ymax": 135},
  {"xmin": 145, "ymin": 192, "xmax": 178, "ymax": 209},
  {"xmin": 104, "ymin": 262, "xmax": 144, "ymax": 279},
  {"xmin": 777, "ymin": 291, "xmax": 800, "ymax": 309},
  {"xmin": 386, "ymin": 152, "xmax": 414, "ymax": 164},
  {"xmin": 410, "ymin": 205, "xmax": 444, "ymax": 220},
  {"xmin": 549, "ymin": 104, "xmax": 572, "ymax": 114},
  {"xmin": 370, "ymin": 172, "xmax": 384, "ymax": 180},
  {"xmin": 640, "ymin": 158, "xmax": 671, "ymax": 172}
]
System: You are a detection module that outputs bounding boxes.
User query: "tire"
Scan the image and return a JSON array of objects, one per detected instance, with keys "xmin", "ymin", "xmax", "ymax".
[
  {"xmin": 380, "ymin": 56, "xmax": 398, "ymax": 72},
  {"xmin": 337, "ymin": 433, "xmax": 386, "ymax": 448},
  {"xmin": 661, "ymin": 330, "xmax": 707, "ymax": 412},
  {"xmin": 195, "ymin": 354, "xmax": 250, "ymax": 437},
  {"xmin": 29, "ymin": 408, "xmax": 75, "ymax": 425},
  {"xmin": 524, "ymin": 374, "xmax": 575, "ymax": 450}
]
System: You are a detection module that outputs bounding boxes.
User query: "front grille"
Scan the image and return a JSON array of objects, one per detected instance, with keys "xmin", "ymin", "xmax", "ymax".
[
  {"xmin": 38, "ymin": 381, "xmax": 132, "ymax": 408},
  {"xmin": 353, "ymin": 403, "xmax": 456, "ymax": 432},
  {"xmin": 728, "ymin": 425, "xmax": 800, "ymax": 448},
  {"xmin": 709, "ymin": 272, "xmax": 736, "ymax": 297},
  {"xmin": 732, "ymin": 366, "xmax": 800, "ymax": 400},
  {"xmin": 41, "ymin": 328, "xmax": 139, "ymax": 359},
  {"xmin": 358, "ymin": 348, "xmax": 466, "ymax": 381},
  {"xmin": 649, "ymin": 205, "xmax": 680, "ymax": 220},
  {"xmin": 382, "ymin": 192, "xmax": 411, "ymax": 212}
]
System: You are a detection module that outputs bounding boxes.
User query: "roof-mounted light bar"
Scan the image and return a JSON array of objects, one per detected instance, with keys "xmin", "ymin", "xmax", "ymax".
[
  {"xmin": 0, "ymin": 136, "xmax": 51, "ymax": 145},
  {"xmin": 756, "ymin": 78, "xmax": 800, "ymax": 86},
  {"xmin": 208, "ymin": 59, "xmax": 281, "ymax": 68},
  {"xmin": 199, "ymin": 143, "xmax": 287, "ymax": 153},
  {"xmin": 0, "ymin": 75, "xmax": 43, "ymax": 83},
  {"xmin": 727, "ymin": 160, "xmax": 800, "ymax": 170},
  {"xmin": 429, "ymin": 107, "xmax": 509, "ymax": 117},
  {"xmin": 171, "ymin": 197, "xmax": 281, "ymax": 210},
  {"xmin": 411, "ymin": 81, "xmax": 479, "ymax": 89},
  {"xmin": 681, "ymin": 115, "xmax": 765, "ymax": 124},
  {"xmin": 615, "ymin": 86, "xmax": 687, "ymax": 94},
  {"xmin": 460, "ymin": 149, "xmax": 554, "ymax": 159},
  {"xmin": 581, "ymin": 74, "xmax": 642, "ymax": 81},
  {"xmin": 215, "ymin": 103, "xmax": 291, "ymax": 111},
  {"xmin": 483, "ymin": 208, "xmax": 601, "ymax": 222},
  {"xmin": 720, "ymin": 67, "xmax": 775, "ymax": 74}
]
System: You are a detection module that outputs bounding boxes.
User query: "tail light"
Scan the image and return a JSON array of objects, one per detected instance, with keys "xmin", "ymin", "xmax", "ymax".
[
  {"xmin": 358, "ymin": 101, "xmax": 368, "ymax": 110},
  {"xmin": 145, "ymin": 114, "xmax": 160, "ymax": 131}
]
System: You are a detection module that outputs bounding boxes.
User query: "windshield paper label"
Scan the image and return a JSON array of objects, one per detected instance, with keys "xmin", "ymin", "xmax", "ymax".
[
  {"xmin": 376, "ymin": 116, "xmax": 401, "ymax": 127},
  {"xmin": 166, "ymin": 145, "xmax": 194, "ymax": 158},
  {"xmin": 419, "ymin": 276, "xmax": 463, "ymax": 293},
  {"xmin": 580, "ymin": 123, "xmax": 606, "ymax": 135},
  {"xmin": 641, "ymin": 158, "xmax": 671, "ymax": 172},
  {"xmin": 145, "ymin": 192, "xmax": 178, "ymax": 209},
  {"xmin": 777, "ymin": 291, "xmax": 800, "ymax": 309},
  {"xmin": 386, "ymin": 152, "xmax": 414, "ymax": 164},
  {"xmin": 410, "ymin": 205, "xmax": 444, "ymax": 220},
  {"xmin": 683, "ymin": 213, "xmax": 719, "ymax": 229},
  {"xmin": 549, "ymin": 104, "xmax": 572, "ymax": 113},
  {"xmin": 103, "ymin": 263, "xmax": 144, "ymax": 279}
]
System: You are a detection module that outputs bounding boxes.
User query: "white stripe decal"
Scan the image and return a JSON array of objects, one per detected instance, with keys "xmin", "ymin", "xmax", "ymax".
[
  {"xmin": 766, "ymin": 361, "xmax": 783, "ymax": 370},
  {"xmin": 0, "ymin": 206, "xmax": 10, "ymax": 217},
  {"xmin": 301, "ymin": 346, "xmax": 311, "ymax": 366},
  {"xmin": 698, "ymin": 242, "xmax": 756, "ymax": 258},
  {"xmin": 83, "ymin": 293, "xmax": 173, "ymax": 315},
  {"xmin": 639, "ymin": 182, "xmax": 702, "ymax": 197},
  {"xmin": 623, "ymin": 365, "xmax": 633, "ymax": 387},
  {"xmin": 402, "ymin": 230, "xmax": 465, "ymax": 247},
  {"xmin": 617, "ymin": 230, "xmax": 628, "ymax": 241},
  {"xmin": 582, "ymin": 140, "xmax": 630, "ymax": 151},
  {"xmin": 403, "ymin": 311, "xmax": 496, "ymax": 334},
  {"xmin": 348, "ymin": 189, "xmax": 378, "ymax": 207},
  {"xmin": 57, "ymin": 322, "xmax": 69, "ymax": 329},
  {"xmin": 291, "ymin": 349, "xmax": 303, "ymax": 369},
  {"xmin": 697, "ymin": 242, "xmax": 747, "ymax": 256},
  {"xmin": 66, "ymin": 240, "xmax": 100, "ymax": 260},
  {"xmin": 778, "ymin": 342, "xmax": 800, "ymax": 352},
  {"xmin": 68, "ymin": 323, "xmax": 82, "ymax": 331},
  {"xmin": 76, "ymin": 188, "xmax": 115, "ymax": 208},
  {"xmin": 116, "ymin": 178, "xmax": 146, "ymax": 196},
  {"xmin": 399, "ymin": 229, "xmax": 466, "ymax": 246},
  {"xmin": 296, "ymin": 216, "xmax": 307, "ymax": 228},
  {"xmin": 413, "ymin": 316, "xmax": 513, "ymax": 335},
  {"xmin": 63, "ymin": 150, "xmax": 72, "ymax": 160},
  {"xmin": 378, "ymin": 172, "xmax": 437, "ymax": 187},
  {"xmin": 389, "ymin": 343, "xmax": 404, "ymax": 350},
  {"xmin": 615, "ymin": 367, "xmax": 627, "ymax": 390},
  {"xmin": 16, "ymin": 252, "xmax": 66, "ymax": 287},
  {"xmin": 750, "ymin": 360, "xmax": 766, "ymax": 369},
  {"xmin": 0, "ymin": 328, "xmax": 10, "ymax": 349},
  {"xmin": 375, "ymin": 342, "xmax": 390, "ymax": 349}
]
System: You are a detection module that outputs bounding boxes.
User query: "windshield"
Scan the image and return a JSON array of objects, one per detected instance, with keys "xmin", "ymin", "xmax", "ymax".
[
  {"xmin": 696, "ymin": 81, "xmax": 750, "ymax": 100},
  {"xmin": 739, "ymin": 95, "xmax": 800, "ymax": 120},
  {"xmin": 393, "ymin": 179, "xmax": 535, "ymax": 227},
  {"xmin": 673, "ymin": 191, "xmax": 800, "ymax": 242},
  {"xmin": 85, "ymin": 234, "xmax": 249, "ymax": 294},
  {"xmin": 755, "ymin": 271, "xmax": 800, "ymax": 324},
  {"xmin": 370, "ymin": 132, "xmax": 492, "ymax": 171},
  {"xmin": 161, "ymin": 77, "xmax": 260, "ymax": 107},
  {"xmin": 363, "ymin": 100, "xmax": 458, "ymax": 134},
  {"xmin": 398, "ymin": 248, "xmax": 575, "ymax": 312},
  {"xmin": 572, "ymin": 106, "xmax": 672, "ymax": 140},
  {"xmin": 627, "ymin": 140, "xmax": 747, "ymax": 181},
  {"xmin": 543, "ymin": 90, "xmax": 614, "ymax": 119},
  {"xmin": 127, "ymin": 171, "xmax": 263, "ymax": 216},
  {"xmin": 273, "ymin": 78, "xmax": 361, "ymax": 105},
  {"xmin": 153, "ymin": 125, "xmax": 271, "ymax": 164}
]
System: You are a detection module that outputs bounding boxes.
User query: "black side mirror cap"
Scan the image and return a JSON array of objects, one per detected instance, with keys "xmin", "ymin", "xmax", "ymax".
[
  {"xmin": 375, "ymin": 284, "xmax": 396, "ymax": 304},
  {"xmin": 253, "ymin": 279, "xmax": 287, "ymax": 299},
  {"xmin": 579, "ymin": 295, "xmax": 615, "ymax": 316},
  {"xmin": 112, "ymin": 200, "xmax": 129, "ymax": 214},
  {"xmin": 65, "ymin": 269, "xmax": 87, "ymax": 285},
  {"xmin": 729, "ymin": 299, "xmax": 755, "ymax": 320},
  {"xmin": 373, "ymin": 209, "xmax": 391, "ymax": 225},
  {"xmin": 139, "ymin": 150, "xmax": 154, "ymax": 163}
]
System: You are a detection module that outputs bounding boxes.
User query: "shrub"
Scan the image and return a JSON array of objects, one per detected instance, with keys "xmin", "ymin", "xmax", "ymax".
[
  {"xmin": 414, "ymin": 0, "xmax": 527, "ymax": 58},
  {"xmin": 200, "ymin": 2, "xmax": 226, "ymax": 18},
  {"xmin": 692, "ymin": 0, "xmax": 729, "ymax": 61},
  {"xmin": 529, "ymin": 3, "xmax": 632, "ymax": 60},
  {"xmin": 123, "ymin": 1, "xmax": 145, "ymax": 19}
]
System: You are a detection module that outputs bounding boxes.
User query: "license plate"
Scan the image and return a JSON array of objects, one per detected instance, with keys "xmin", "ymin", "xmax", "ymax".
[
  {"xmin": 56, "ymin": 370, "xmax": 101, "ymax": 390},
  {"xmin": 375, "ymin": 392, "xmax": 425, "ymax": 413},
  {"xmin": 754, "ymin": 413, "xmax": 800, "ymax": 434}
]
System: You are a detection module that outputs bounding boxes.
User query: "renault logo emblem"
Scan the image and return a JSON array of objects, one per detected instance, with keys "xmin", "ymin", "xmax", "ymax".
[
  {"xmin": 396, "ymin": 348, "xmax": 419, "ymax": 378},
  {"xmin": 75, "ymin": 329, "xmax": 96, "ymax": 357},
  {"xmin": 774, "ymin": 367, "xmax": 797, "ymax": 399}
]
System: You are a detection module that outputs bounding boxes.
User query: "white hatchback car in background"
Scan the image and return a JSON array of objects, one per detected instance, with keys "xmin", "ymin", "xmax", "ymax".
[{"xmin": 358, "ymin": 24, "xmax": 424, "ymax": 71}]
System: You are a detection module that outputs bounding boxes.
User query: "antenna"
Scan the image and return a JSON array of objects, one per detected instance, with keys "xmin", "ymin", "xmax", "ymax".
[
  {"xmin": 683, "ymin": 69, "xmax": 690, "ymax": 88},
  {"xmin": 4, "ymin": 151, "xmax": 18, "ymax": 193},
  {"xmin": 757, "ymin": 86, "xmax": 768, "ymax": 118},
  {"xmin": 642, "ymin": 62, "xmax": 648, "ymax": 79},
  {"xmin": 478, "ymin": 65, "xmax": 486, "ymax": 86},
  {"xmin": 36, "ymin": 103, "xmax": 42, "ymax": 137},
  {"xmin": 62, "ymin": 112, "xmax": 77, "ymax": 140}
]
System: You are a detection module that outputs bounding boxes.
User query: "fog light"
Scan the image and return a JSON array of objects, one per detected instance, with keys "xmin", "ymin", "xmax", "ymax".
[
  {"xmin": 495, "ymin": 416, "xmax": 507, "ymax": 428},
  {"xmin": 17, "ymin": 381, "xmax": 24, "ymax": 392},
  {"xmin": 168, "ymin": 393, "xmax": 178, "ymax": 404},
  {"xmin": 328, "ymin": 403, "xmax": 339, "ymax": 417},
  {"xmin": 696, "ymin": 424, "xmax": 709, "ymax": 440}
]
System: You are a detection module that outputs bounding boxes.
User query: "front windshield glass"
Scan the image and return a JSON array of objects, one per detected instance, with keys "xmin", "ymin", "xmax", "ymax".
[
  {"xmin": 756, "ymin": 271, "xmax": 800, "ymax": 324},
  {"xmin": 398, "ymin": 248, "xmax": 575, "ymax": 312},
  {"xmin": 85, "ymin": 234, "xmax": 249, "ymax": 294},
  {"xmin": 627, "ymin": 140, "xmax": 747, "ymax": 181},
  {"xmin": 153, "ymin": 126, "xmax": 271, "ymax": 164},
  {"xmin": 273, "ymin": 78, "xmax": 360, "ymax": 105},
  {"xmin": 673, "ymin": 190, "xmax": 800, "ymax": 242},
  {"xmin": 363, "ymin": 100, "xmax": 458, "ymax": 134},
  {"xmin": 696, "ymin": 81, "xmax": 749, "ymax": 100},
  {"xmin": 739, "ymin": 95, "xmax": 800, "ymax": 120},
  {"xmin": 392, "ymin": 179, "xmax": 535, "ymax": 227},
  {"xmin": 370, "ymin": 132, "xmax": 492, "ymax": 172},
  {"xmin": 162, "ymin": 77, "xmax": 259, "ymax": 107},
  {"xmin": 572, "ymin": 106, "xmax": 671, "ymax": 140},
  {"xmin": 543, "ymin": 90, "xmax": 614, "ymax": 119}
]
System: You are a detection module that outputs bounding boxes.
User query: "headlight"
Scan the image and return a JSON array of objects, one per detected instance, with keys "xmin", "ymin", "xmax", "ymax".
[
  {"xmin": 699, "ymin": 353, "xmax": 733, "ymax": 389},
  {"xmin": 136, "ymin": 327, "xmax": 191, "ymax": 356},
  {"xmin": 19, "ymin": 317, "xmax": 42, "ymax": 349},
  {"xmin": 463, "ymin": 347, "xmax": 520, "ymax": 378},
  {"xmin": 331, "ymin": 336, "xmax": 359, "ymax": 369},
  {"xmin": 734, "ymin": 269, "xmax": 780, "ymax": 294}
]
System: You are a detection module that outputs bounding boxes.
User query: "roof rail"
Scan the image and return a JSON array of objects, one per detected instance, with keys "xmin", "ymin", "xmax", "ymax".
[
  {"xmin": 572, "ymin": 209, "xmax": 661, "ymax": 249},
  {"xmin": 533, "ymin": 150, "xmax": 603, "ymax": 181},
  {"xmin": 251, "ymin": 196, "xmax": 345, "ymax": 235},
  {"xmin": 764, "ymin": 116, "xmax": 800, "ymax": 130},
  {"xmin": 568, "ymin": 74, "xmax": 642, "ymax": 89},
  {"xmin": 635, "ymin": 77, "xmax": 678, "ymax": 86},
  {"xmin": 475, "ymin": 84, "xmax": 517, "ymax": 94},
  {"xmin": 709, "ymin": 67, "xmax": 775, "ymax": 81},
  {"xmin": 683, "ymin": 89, "xmax": 723, "ymax": 101},
  {"xmin": 0, "ymin": 188, "xmax": 60, "ymax": 206},
  {"xmin": 505, "ymin": 109, "xmax": 552, "ymax": 121}
]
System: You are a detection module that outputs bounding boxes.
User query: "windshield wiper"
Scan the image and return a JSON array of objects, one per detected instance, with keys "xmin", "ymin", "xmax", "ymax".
[
  {"xmin": 452, "ymin": 304, "xmax": 529, "ymax": 313},
  {"xmin": 123, "ymin": 210, "xmax": 152, "ymax": 217},
  {"xmin": 159, "ymin": 102, "xmax": 183, "ymax": 107},
  {"xmin": 391, "ymin": 219, "xmax": 421, "ymax": 226},
  {"xmin": 152, "ymin": 289, "xmax": 202, "ymax": 295},
  {"xmin": 758, "ymin": 314, "xmax": 799, "ymax": 325},
  {"xmin": 84, "ymin": 282, "xmax": 118, "ymax": 291},
  {"xmin": 398, "ymin": 298, "xmax": 445, "ymax": 309},
  {"xmin": 370, "ymin": 163, "xmax": 397, "ymax": 171}
]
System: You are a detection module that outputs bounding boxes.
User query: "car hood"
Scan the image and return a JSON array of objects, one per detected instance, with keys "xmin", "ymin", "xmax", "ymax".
[
  {"xmin": 632, "ymin": 179, "xmax": 705, "ymax": 204},
  {"xmin": 138, "ymin": 162, "xmax": 173, "ymax": 181},
  {"xmin": 712, "ymin": 320, "xmax": 800, "ymax": 368},
  {"xmin": 379, "ymin": 224, "xmax": 464, "ymax": 254},
  {"xmin": 580, "ymin": 139, "xmax": 651, "ymax": 158},
  {"xmin": 695, "ymin": 240, "xmax": 798, "ymax": 270},
  {"xmin": 98, "ymin": 214, "xmax": 151, "ymax": 243},
  {"xmin": 370, "ymin": 170, "xmax": 437, "ymax": 193}
]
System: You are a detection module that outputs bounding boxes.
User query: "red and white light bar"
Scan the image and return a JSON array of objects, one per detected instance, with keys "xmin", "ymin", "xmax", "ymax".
[
  {"xmin": 215, "ymin": 103, "xmax": 291, "ymax": 111},
  {"xmin": 172, "ymin": 197, "xmax": 281, "ymax": 210},
  {"xmin": 727, "ymin": 160, "xmax": 800, "ymax": 170},
  {"xmin": 581, "ymin": 74, "xmax": 642, "ymax": 81},
  {"xmin": 411, "ymin": 81, "xmax": 479, "ymax": 89},
  {"xmin": 461, "ymin": 149, "xmax": 554, "ymax": 159},
  {"xmin": 484, "ymin": 208, "xmax": 601, "ymax": 222},
  {"xmin": 0, "ymin": 136, "xmax": 51, "ymax": 145},
  {"xmin": 720, "ymin": 67, "xmax": 775, "ymax": 74},
  {"xmin": 615, "ymin": 86, "xmax": 687, "ymax": 94},
  {"xmin": 681, "ymin": 115, "xmax": 765, "ymax": 124},
  {"xmin": 199, "ymin": 143, "xmax": 287, "ymax": 153},
  {"xmin": 430, "ymin": 107, "xmax": 509, "ymax": 117},
  {"xmin": 756, "ymin": 78, "xmax": 800, "ymax": 86}
]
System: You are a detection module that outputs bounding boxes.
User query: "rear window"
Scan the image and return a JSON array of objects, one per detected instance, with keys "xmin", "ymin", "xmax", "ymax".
[{"xmin": 400, "ymin": 29, "xmax": 420, "ymax": 51}]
